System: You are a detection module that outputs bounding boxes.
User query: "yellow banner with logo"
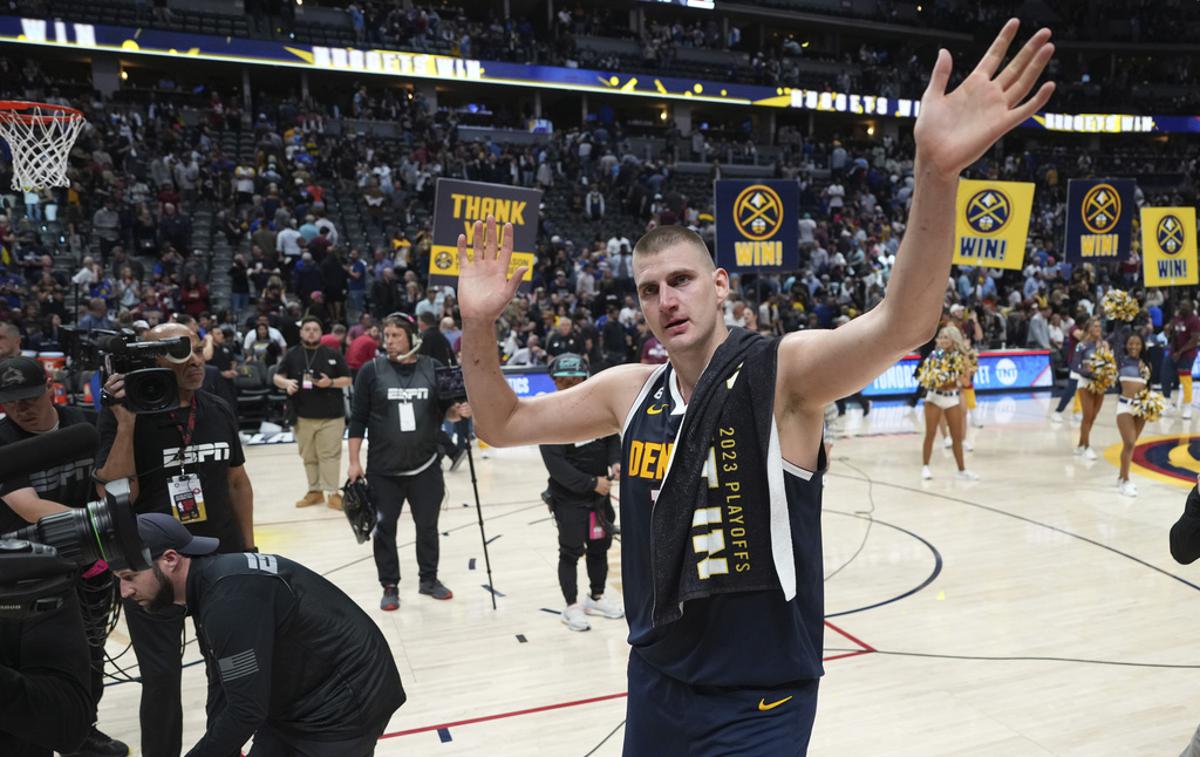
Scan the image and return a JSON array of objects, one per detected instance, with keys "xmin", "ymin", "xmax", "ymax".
[
  {"xmin": 1142, "ymin": 206, "xmax": 1198, "ymax": 287},
  {"xmin": 952, "ymin": 179, "xmax": 1035, "ymax": 271}
]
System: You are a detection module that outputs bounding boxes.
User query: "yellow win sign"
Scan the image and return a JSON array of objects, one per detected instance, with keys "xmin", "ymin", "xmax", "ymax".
[
  {"xmin": 1142, "ymin": 206, "xmax": 1198, "ymax": 287},
  {"xmin": 952, "ymin": 179, "xmax": 1035, "ymax": 270}
]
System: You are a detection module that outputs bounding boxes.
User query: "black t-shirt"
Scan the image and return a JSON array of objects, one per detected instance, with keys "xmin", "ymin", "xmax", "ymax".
[
  {"xmin": 276, "ymin": 345, "xmax": 349, "ymax": 419},
  {"xmin": 95, "ymin": 391, "xmax": 246, "ymax": 552},
  {"xmin": 546, "ymin": 331, "xmax": 584, "ymax": 357},
  {"xmin": 0, "ymin": 406, "xmax": 96, "ymax": 535}
]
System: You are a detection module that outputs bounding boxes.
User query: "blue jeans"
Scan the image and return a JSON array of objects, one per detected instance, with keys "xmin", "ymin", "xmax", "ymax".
[
  {"xmin": 1054, "ymin": 376, "xmax": 1079, "ymax": 412},
  {"xmin": 348, "ymin": 289, "xmax": 366, "ymax": 320},
  {"xmin": 1162, "ymin": 352, "xmax": 1196, "ymax": 398},
  {"xmin": 230, "ymin": 292, "xmax": 249, "ymax": 318}
]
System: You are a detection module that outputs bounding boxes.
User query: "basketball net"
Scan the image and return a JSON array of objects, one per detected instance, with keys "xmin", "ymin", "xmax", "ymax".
[{"xmin": 0, "ymin": 102, "xmax": 86, "ymax": 192}]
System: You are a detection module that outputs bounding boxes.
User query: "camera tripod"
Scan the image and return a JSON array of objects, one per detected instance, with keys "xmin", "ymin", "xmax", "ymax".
[{"xmin": 460, "ymin": 433, "xmax": 498, "ymax": 611}]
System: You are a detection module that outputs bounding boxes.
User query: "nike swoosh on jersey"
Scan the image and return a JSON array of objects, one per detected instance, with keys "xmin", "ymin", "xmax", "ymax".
[
  {"xmin": 758, "ymin": 695, "xmax": 793, "ymax": 711},
  {"xmin": 646, "ymin": 404, "xmax": 667, "ymax": 415}
]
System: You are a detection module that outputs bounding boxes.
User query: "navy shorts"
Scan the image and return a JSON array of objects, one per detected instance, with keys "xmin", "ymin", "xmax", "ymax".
[{"xmin": 622, "ymin": 650, "xmax": 819, "ymax": 756}]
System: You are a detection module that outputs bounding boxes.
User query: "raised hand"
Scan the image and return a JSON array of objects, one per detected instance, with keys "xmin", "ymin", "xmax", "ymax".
[
  {"xmin": 914, "ymin": 19, "xmax": 1055, "ymax": 179},
  {"xmin": 456, "ymin": 215, "xmax": 527, "ymax": 324}
]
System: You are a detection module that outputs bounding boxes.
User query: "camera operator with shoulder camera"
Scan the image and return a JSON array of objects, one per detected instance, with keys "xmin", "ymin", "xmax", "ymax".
[
  {"xmin": 94, "ymin": 323, "xmax": 255, "ymax": 757},
  {"xmin": 348, "ymin": 313, "xmax": 469, "ymax": 611},
  {"xmin": 538, "ymin": 354, "xmax": 624, "ymax": 632},
  {"xmin": 115, "ymin": 514, "xmax": 405, "ymax": 757},
  {"xmin": 0, "ymin": 356, "xmax": 129, "ymax": 757}
]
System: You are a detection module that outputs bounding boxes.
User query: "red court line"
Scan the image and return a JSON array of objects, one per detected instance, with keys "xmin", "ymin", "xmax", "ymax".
[
  {"xmin": 823, "ymin": 650, "xmax": 874, "ymax": 663},
  {"xmin": 824, "ymin": 619, "xmax": 877, "ymax": 653},
  {"xmin": 382, "ymin": 623, "xmax": 877, "ymax": 741},
  {"xmin": 380, "ymin": 692, "xmax": 630, "ymax": 739}
]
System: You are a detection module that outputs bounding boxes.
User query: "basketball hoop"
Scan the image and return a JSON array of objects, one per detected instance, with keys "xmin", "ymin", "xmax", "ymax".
[{"xmin": 0, "ymin": 101, "xmax": 86, "ymax": 192}]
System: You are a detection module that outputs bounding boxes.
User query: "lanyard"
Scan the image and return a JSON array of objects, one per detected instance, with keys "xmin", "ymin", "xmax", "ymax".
[
  {"xmin": 173, "ymin": 396, "xmax": 198, "ymax": 474},
  {"xmin": 302, "ymin": 345, "xmax": 320, "ymax": 373}
]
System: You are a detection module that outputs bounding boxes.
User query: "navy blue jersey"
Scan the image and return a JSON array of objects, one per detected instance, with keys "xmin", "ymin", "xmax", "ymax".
[{"xmin": 620, "ymin": 363, "xmax": 825, "ymax": 687}]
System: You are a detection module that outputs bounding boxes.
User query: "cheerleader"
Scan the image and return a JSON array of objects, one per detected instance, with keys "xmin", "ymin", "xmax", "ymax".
[
  {"xmin": 920, "ymin": 325, "xmax": 979, "ymax": 481},
  {"xmin": 1072, "ymin": 317, "xmax": 1114, "ymax": 459},
  {"xmin": 1115, "ymin": 333, "xmax": 1150, "ymax": 497}
]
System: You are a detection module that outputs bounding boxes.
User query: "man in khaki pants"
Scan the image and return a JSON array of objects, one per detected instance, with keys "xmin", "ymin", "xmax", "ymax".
[{"xmin": 274, "ymin": 317, "xmax": 352, "ymax": 509}]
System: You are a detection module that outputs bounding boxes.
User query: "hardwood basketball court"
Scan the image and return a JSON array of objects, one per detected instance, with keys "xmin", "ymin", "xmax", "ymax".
[{"xmin": 96, "ymin": 393, "xmax": 1200, "ymax": 755}]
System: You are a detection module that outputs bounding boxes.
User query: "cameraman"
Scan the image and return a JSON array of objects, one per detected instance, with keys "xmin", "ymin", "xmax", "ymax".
[
  {"xmin": 0, "ymin": 583, "xmax": 93, "ymax": 757},
  {"xmin": 0, "ymin": 356, "xmax": 128, "ymax": 757},
  {"xmin": 537, "ymin": 354, "xmax": 624, "ymax": 632},
  {"xmin": 348, "ymin": 313, "xmax": 468, "ymax": 611},
  {"xmin": 116, "ymin": 514, "xmax": 405, "ymax": 757},
  {"xmin": 94, "ymin": 323, "xmax": 255, "ymax": 757}
]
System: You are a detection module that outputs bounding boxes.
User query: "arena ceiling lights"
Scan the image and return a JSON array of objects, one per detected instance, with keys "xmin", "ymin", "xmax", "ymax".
[{"xmin": 2, "ymin": 16, "xmax": 1191, "ymax": 135}]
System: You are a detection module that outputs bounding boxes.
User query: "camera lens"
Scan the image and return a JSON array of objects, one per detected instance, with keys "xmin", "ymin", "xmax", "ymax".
[{"xmin": 124, "ymin": 368, "xmax": 178, "ymax": 413}]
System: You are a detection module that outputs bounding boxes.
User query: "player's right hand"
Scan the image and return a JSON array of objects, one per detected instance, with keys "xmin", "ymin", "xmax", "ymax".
[
  {"xmin": 457, "ymin": 215, "xmax": 528, "ymax": 323},
  {"xmin": 347, "ymin": 462, "xmax": 364, "ymax": 483}
]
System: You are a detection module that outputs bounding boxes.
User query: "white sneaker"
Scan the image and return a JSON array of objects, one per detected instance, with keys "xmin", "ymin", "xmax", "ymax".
[
  {"xmin": 1051, "ymin": 412, "xmax": 1064, "ymax": 423},
  {"xmin": 964, "ymin": 440, "xmax": 974, "ymax": 452},
  {"xmin": 921, "ymin": 465, "xmax": 933, "ymax": 480},
  {"xmin": 1184, "ymin": 406, "xmax": 1193, "ymax": 420},
  {"xmin": 1084, "ymin": 447, "xmax": 1097, "ymax": 461},
  {"xmin": 1118, "ymin": 480, "xmax": 1139, "ymax": 497},
  {"xmin": 583, "ymin": 594, "xmax": 624, "ymax": 619},
  {"xmin": 956, "ymin": 469, "xmax": 980, "ymax": 481},
  {"xmin": 561, "ymin": 603, "xmax": 590, "ymax": 631},
  {"xmin": 1074, "ymin": 446, "xmax": 1085, "ymax": 457},
  {"xmin": 1073, "ymin": 413, "xmax": 1083, "ymax": 423},
  {"xmin": 943, "ymin": 437, "xmax": 952, "ymax": 449}
]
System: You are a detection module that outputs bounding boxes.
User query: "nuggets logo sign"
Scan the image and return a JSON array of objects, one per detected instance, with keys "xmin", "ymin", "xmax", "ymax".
[
  {"xmin": 733, "ymin": 185, "xmax": 784, "ymax": 241},
  {"xmin": 1082, "ymin": 183, "xmax": 1121, "ymax": 234},
  {"xmin": 1157, "ymin": 215, "xmax": 1184, "ymax": 254},
  {"xmin": 1142, "ymin": 206, "xmax": 1197, "ymax": 287},
  {"xmin": 965, "ymin": 188, "xmax": 1011, "ymax": 234},
  {"xmin": 952, "ymin": 179, "xmax": 1034, "ymax": 270},
  {"xmin": 1064, "ymin": 178, "xmax": 1135, "ymax": 264},
  {"xmin": 714, "ymin": 180, "xmax": 798, "ymax": 273}
]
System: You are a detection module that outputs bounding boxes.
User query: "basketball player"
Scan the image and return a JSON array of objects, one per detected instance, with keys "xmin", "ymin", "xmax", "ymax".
[{"xmin": 459, "ymin": 20, "xmax": 1054, "ymax": 755}]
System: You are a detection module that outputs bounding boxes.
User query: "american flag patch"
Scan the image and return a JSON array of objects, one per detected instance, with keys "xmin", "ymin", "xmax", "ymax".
[{"xmin": 217, "ymin": 649, "xmax": 259, "ymax": 682}]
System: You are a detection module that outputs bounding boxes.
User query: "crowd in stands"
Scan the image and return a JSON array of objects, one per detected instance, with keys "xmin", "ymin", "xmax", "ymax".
[{"xmin": 0, "ymin": 45, "xmax": 1195, "ymax": 426}]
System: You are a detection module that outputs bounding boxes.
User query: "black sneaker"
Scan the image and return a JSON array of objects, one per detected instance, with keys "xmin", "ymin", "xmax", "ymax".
[
  {"xmin": 419, "ymin": 579, "xmax": 453, "ymax": 600},
  {"xmin": 380, "ymin": 585, "xmax": 400, "ymax": 611},
  {"xmin": 64, "ymin": 727, "xmax": 129, "ymax": 757}
]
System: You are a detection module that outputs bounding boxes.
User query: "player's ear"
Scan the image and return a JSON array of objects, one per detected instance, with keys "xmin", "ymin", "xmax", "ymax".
[{"xmin": 712, "ymin": 267, "xmax": 730, "ymax": 304}]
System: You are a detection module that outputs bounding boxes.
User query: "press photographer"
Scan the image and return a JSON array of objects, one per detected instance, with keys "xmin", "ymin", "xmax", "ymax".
[
  {"xmin": 94, "ymin": 322, "xmax": 255, "ymax": 757},
  {"xmin": 115, "ymin": 514, "xmax": 406, "ymax": 757},
  {"xmin": 1, "ymin": 429, "xmax": 150, "ymax": 757},
  {"xmin": 0, "ymin": 356, "xmax": 128, "ymax": 757}
]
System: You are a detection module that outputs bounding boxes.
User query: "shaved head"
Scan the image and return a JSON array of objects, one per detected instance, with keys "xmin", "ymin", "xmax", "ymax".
[{"xmin": 148, "ymin": 323, "xmax": 193, "ymax": 343}]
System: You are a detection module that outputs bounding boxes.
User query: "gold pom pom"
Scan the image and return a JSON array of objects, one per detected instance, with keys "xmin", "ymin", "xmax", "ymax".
[{"xmin": 1102, "ymin": 290, "xmax": 1139, "ymax": 322}]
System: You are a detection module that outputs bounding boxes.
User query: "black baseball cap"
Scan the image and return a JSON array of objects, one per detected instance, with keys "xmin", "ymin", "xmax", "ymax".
[
  {"xmin": 549, "ymin": 353, "xmax": 589, "ymax": 379},
  {"xmin": 0, "ymin": 356, "xmax": 48, "ymax": 403},
  {"xmin": 136, "ymin": 513, "xmax": 220, "ymax": 559}
]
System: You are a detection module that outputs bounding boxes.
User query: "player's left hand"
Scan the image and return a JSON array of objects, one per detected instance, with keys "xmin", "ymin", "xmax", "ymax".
[{"xmin": 914, "ymin": 19, "xmax": 1055, "ymax": 179}]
